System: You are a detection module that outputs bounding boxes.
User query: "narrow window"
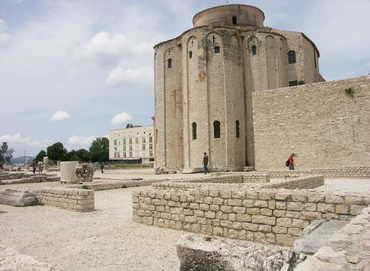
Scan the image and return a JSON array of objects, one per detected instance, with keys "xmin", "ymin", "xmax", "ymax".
[
  {"xmin": 214, "ymin": 46, "xmax": 220, "ymax": 54},
  {"xmin": 288, "ymin": 50, "xmax": 296, "ymax": 64},
  {"xmin": 289, "ymin": 80, "xmax": 298, "ymax": 86},
  {"xmin": 167, "ymin": 58, "xmax": 172, "ymax": 68},
  {"xmin": 236, "ymin": 120, "xmax": 240, "ymax": 138},
  {"xmin": 189, "ymin": 51, "xmax": 192, "ymax": 59},
  {"xmin": 251, "ymin": 45, "xmax": 257, "ymax": 55},
  {"xmin": 232, "ymin": 16, "xmax": 237, "ymax": 25},
  {"xmin": 213, "ymin": 121, "xmax": 221, "ymax": 138},
  {"xmin": 192, "ymin": 122, "xmax": 197, "ymax": 140}
]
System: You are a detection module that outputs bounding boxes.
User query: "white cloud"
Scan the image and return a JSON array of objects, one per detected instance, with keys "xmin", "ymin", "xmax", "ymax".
[
  {"xmin": 0, "ymin": 18, "xmax": 10, "ymax": 46},
  {"xmin": 75, "ymin": 32, "xmax": 152, "ymax": 61},
  {"xmin": 107, "ymin": 66, "xmax": 152, "ymax": 85},
  {"xmin": 67, "ymin": 136, "xmax": 96, "ymax": 147},
  {"xmin": 0, "ymin": 133, "xmax": 44, "ymax": 147},
  {"xmin": 111, "ymin": 112, "xmax": 132, "ymax": 125},
  {"xmin": 50, "ymin": 110, "xmax": 71, "ymax": 121}
]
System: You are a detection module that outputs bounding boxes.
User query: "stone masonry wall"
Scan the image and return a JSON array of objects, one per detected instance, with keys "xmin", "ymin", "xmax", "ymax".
[
  {"xmin": 295, "ymin": 205, "xmax": 370, "ymax": 271},
  {"xmin": 35, "ymin": 188, "xmax": 94, "ymax": 212},
  {"xmin": 133, "ymin": 187, "xmax": 370, "ymax": 247},
  {"xmin": 253, "ymin": 75, "xmax": 370, "ymax": 171},
  {"xmin": 261, "ymin": 175, "xmax": 324, "ymax": 189},
  {"xmin": 269, "ymin": 167, "xmax": 370, "ymax": 178}
]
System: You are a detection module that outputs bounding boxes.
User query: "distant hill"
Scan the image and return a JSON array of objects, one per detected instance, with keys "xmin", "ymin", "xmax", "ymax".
[{"xmin": 11, "ymin": 156, "xmax": 35, "ymax": 164}]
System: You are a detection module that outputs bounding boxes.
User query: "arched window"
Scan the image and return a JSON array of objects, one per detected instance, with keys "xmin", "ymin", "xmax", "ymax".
[
  {"xmin": 167, "ymin": 58, "xmax": 172, "ymax": 68},
  {"xmin": 251, "ymin": 45, "xmax": 257, "ymax": 56},
  {"xmin": 236, "ymin": 120, "xmax": 240, "ymax": 138},
  {"xmin": 192, "ymin": 122, "xmax": 197, "ymax": 140},
  {"xmin": 189, "ymin": 51, "xmax": 192, "ymax": 59},
  {"xmin": 213, "ymin": 121, "xmax": 221, "ymax": 138},
  {"xmin": 232, "ymin": 16, "xmax": 237, "ymax": 25},
  {"xmin": 288, "ymin": 50, "xmax": 296, "ymax": 64}
]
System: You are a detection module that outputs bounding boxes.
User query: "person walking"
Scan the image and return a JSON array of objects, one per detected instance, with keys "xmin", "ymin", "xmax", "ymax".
[
  {"xmin": 32, "ymin": 160, "xmax": 37, "ymax": 174},
  {"xmin": 100, "ymin": 162, "xmax": 104, "ymax": 174},
  {"xmin": 286, "ymin": 153, "xmax": 295, "ymax": 170},
  {"xmin": 203, "ymin": 152, "xmax": 209, "ymax": 174}
]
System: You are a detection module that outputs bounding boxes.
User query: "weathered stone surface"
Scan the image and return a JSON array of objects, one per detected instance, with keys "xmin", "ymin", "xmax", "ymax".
[
  {"xmin": 0, "ymin": 189, "xmax": 38, "ymax": 207},
  {"xmin": 0, "ymin": 245, "xmax": 54, "ymax": 271},
  {"xmin": 293, "ymin": 220, "xmax": 348, "ymax": 255},
  {"xmin": 176, "ymin": 234, "xmax": 305, "ymax": 271}
]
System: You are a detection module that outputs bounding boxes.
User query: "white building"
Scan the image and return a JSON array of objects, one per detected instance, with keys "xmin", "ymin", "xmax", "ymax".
[{"xmin": 109, "ymin": 125, "xmax": 154, "ymax": 163}]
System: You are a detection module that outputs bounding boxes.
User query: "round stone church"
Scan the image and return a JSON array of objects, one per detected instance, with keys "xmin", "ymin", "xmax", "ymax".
[{"xmin": 154, "ymin": 4, "xmax": 324, "ymax": 173}]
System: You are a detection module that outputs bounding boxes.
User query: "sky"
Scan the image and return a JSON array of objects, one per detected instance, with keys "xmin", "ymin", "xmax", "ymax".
[{"xmin": 0, "ymin": 0, "xmax": 370, "ymax": 157}]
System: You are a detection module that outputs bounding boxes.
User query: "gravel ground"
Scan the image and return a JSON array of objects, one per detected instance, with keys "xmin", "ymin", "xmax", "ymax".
[
  {"xmin": 314, "ymin": 178, "xmax": 370, "ymax": 193},
  {"xmin": 0, "ymin": 187, "xmax": 183, "ymax": 271}
]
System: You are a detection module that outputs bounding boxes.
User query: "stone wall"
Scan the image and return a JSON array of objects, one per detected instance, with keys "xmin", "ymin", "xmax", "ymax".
[
  {"xmin": 253, "ymin": 75, "xmax": 370, "ymax": 171},
  {"xmin": 295, "ymin": 205, "xmax": 370, "ymax": 270},
  {"xmin": 133, "ymin": 187, "xmax": 370, "ymax": 247},
  {"xmin": 35, "ymin": 188, "xmax": 94, "ymax": 212},
  {"xmin": 269, "ymin": 167, "xmax": 370, "ymax": 178},
  {"xmin": 261, "ymin": 175, "xmax": 324, "ymax": 189}
]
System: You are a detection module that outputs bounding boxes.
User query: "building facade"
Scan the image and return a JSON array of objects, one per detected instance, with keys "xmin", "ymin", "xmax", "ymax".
[
  {"xmin": 109, "ymin": 126, "xmax": 154, "ymax": 163},
  {"xmin": 154, "ymin": 4, "xmax": 324, "ymax": 173}
]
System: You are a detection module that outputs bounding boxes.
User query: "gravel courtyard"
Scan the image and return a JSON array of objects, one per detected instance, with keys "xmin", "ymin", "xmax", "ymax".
[{"xmin": 0, "ymin": 187, "xmax": 183, "ymax": 271}]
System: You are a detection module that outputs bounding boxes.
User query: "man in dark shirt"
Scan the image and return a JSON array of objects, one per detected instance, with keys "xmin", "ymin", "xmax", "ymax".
[{"xmin": 203, "ymin": 152, "xmax": 209, "ymax": 174}]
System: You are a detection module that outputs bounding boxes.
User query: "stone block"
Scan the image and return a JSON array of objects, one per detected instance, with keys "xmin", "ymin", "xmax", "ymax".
[
  {"xmin": 287, "ymin": 202, "xmax": 304, "ymax": 211},
  {"xmin": 317, "ymin": 203, "xmax": 335, "ymax": 213},
  {"xmin": 252, "ymin": 215, "xmax": 276, "ymax": 225},
  {"xmin": 0, "ymin": 189, "xmax": 38, "ymax": 207}
]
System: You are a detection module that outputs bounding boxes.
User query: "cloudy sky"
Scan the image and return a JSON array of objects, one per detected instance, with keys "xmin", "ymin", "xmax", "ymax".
[{"xmin": 0, "ymin": 0, "xmax": 369, "ymax": 157}]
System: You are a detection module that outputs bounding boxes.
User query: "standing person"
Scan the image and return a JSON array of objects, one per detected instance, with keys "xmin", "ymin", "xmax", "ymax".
[
  {"xmin": 203, "ymin": 152, "xmax": 209, "ymax": 174},
  {"xmin": 286, "ymin": 153, "xmax": 295, "ymax": 170},
  {"xmin": 32, "ymin": 160, "xmax": 37, "ymax": 174},
  {"xmin": 100, "ymin": 162, "xmax": 104, "ymax": 174}
]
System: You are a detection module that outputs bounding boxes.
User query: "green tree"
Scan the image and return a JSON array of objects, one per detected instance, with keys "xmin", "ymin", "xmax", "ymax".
[
  {"xmin": 35, "ymin": 150, "xmax": 47, "ymax": 162},
  {"xmin": 0, "ymin": 142, "xmax": 14, "ymax": 164},
  {"xmin": 89, "ymin": 137, "xmax": 109, "ymax": 162},
  {"xmin": 46, "ymin": 142, "xmax": 67, "ymax": 161},
  {"xmin": 76, "ymin": 148, "xmax": 90, "ymax": 162}
]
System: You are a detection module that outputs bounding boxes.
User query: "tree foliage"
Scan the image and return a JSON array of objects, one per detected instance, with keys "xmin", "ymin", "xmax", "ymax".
[
  {"xmin": 0, "ymin": 142, "xmax": 14, "ymax": 164},
  {"xmin": 46, "ymin": 142, "xmax": 68, "ymax": 161},
  {"xmin": 89, "ymin": 137, "xmax": 109, "ymax": 162},
  {"xmin": 35, "ymin": 150, "xmax": 47, "ymax": 162}
]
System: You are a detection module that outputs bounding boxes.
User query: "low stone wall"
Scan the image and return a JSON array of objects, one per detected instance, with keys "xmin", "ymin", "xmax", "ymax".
[
  {"xmin": 0, "ymin": 175, "xmax": 59, "ymax": 185},
  {"xmin": 133, "ymin": 187, "xmax": 370, "ymax": 247},
  {"xmin": 295, "ymin": 205, "xmax": 370, "ymax": 270},
  {"xmin": 0, "ymin": 172, "xmax": 26, "ymax": 181},
  {"xmin": 242, "ymin": 173, "xmax": 270, "ymax": 183},
  {"xmin": 269, "ymin": 167, "xmax": 370, "ymax": 178},
  {"xmin": 261, "ymin": 175, "xmax": 324, "ymax": 190},
  {"xmin": 35, "ymin": 188, "xmax": 94, "ymax": 212},
  {"xmin": 68, "ymin": 179, "xmax": 164, "ymax": 191}
]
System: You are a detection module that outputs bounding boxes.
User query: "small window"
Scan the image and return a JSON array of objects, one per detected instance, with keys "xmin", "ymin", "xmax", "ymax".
[
  {"xmin": 167, "ymin": 58, "xmax": 172, "ymax": 68},
  {"xmin": 213, "ymin": 121, "xmax": 221, "ymax": 138},
  {"xmin": 189, "ymin": 51, "xmax": 192, "ymax": 59},
  {"xmin": 288, "ymin": 50, "xmax": 296, "ymax": 64},
  {"xmin": 251, "ymin": 45, "xmax": 257, "ymax": 56},
  {"xmin": 289, "ymin": 80, "xmax": 298, "ymax": 86},
  {"xmin": 236, "ymin": 120, "xmax": 240, "ymax": 138},
  {"xmin": 214, "ymin": 46, "xmax": 220, "ymax": 54},
  {"xmin": 232, "ymin": 16, "xmax": 237, "ymax": 25},
  {"xmin": 192, "ymin": 122, "xmax": 197, "ymax": 140}
]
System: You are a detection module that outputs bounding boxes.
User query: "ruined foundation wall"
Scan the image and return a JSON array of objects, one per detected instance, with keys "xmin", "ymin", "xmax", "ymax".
[
  {"xmin": 295, "ymin": 205, "xmax": 370, "ymax": 270},
  {"xmin": 35, "ymin": 188, "xmax": 95, "ymax": 212},
  {"xmin": 133, "ymin": 187, "xmax": 370, "ymax": 247}
]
